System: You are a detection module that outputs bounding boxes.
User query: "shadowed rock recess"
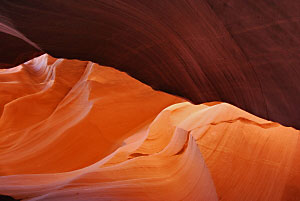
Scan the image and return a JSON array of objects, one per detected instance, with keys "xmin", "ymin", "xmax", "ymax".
[{"xmin": 0, "ymin": 0, "xmax": 299, "ymax": 129}]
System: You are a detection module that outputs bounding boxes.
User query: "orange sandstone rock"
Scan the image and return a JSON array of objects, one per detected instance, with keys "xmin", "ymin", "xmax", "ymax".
[{"xmin": 0, "ymin": 55, "xmax": 299, "ymax": 201}]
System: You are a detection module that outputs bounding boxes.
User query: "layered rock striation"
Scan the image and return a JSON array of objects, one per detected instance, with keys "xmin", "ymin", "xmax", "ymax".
[{"xmin": 0, "ymin": 1, "xmax": 299, "ymax": 129}]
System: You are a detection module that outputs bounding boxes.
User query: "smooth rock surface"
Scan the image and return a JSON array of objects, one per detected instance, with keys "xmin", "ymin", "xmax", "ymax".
[{"xmin": 0, "ymin": 55, "xmax": 299, "ymax": 201}]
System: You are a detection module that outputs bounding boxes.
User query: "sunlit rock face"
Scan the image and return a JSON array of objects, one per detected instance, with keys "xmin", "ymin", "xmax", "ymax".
[
  {"xmin": 0, "ymin": 55, "xmax": 299, "ymax": 201},
  {"xmin": 0, "ymin": 54, "xmax": 181, "ymax": 175},
  {"xmin": 0, "ymin": 1, "xmax": 300, "ymax": 129}
]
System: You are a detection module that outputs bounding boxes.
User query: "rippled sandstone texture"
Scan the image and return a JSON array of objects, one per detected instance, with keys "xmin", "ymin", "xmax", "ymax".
[
  {"xmin": 0, "ymin": 55, "xmax": 299, "ymax": 201},
  {"xmin": 0, "ymin": 1, "xmax": 299, "ymax": 129}
]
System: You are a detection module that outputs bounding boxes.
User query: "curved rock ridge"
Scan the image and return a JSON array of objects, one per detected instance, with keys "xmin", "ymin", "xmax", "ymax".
[
  {"xmin": 0, "ymin": 1, "xmax": 300, "ymax": 129},
  {"xmin": 0, "ymin": 55, "xmax": 299, "ymax": 201}
]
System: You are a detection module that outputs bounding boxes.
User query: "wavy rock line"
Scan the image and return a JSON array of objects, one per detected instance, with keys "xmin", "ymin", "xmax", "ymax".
[{"xmin": 0, "ymin": 55, "xmax": 299, "ymax": 201}]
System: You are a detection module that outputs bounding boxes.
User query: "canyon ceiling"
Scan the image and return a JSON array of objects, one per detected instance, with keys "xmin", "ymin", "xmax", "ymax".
[{"xmin": 0, "ymin": 0, "xmax": 300, "ymax": 129}]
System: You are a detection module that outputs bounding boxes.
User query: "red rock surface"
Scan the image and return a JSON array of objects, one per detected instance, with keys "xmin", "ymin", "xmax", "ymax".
[
  {"xmin": 0, "ymin": 55, "xmax": 299, "ymax": 201},
  {"xmin": 0, "ymin": 1, "xmax": 299, "ymax": 129}
]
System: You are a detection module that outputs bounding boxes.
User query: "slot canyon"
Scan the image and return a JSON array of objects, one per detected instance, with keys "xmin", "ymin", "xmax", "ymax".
[{"xmin": 0, "ymin": 1, "xmax": 299, "ymax": 201}]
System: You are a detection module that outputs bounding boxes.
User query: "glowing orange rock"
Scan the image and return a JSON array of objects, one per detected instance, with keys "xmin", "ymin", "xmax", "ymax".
[
  {"xmin": 0, "ymin": 54, "xmax": 181, "ymax": 175},
  {"xmin": 0, "ymin": 55, "xmax": 299, "ymax": 200}
]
